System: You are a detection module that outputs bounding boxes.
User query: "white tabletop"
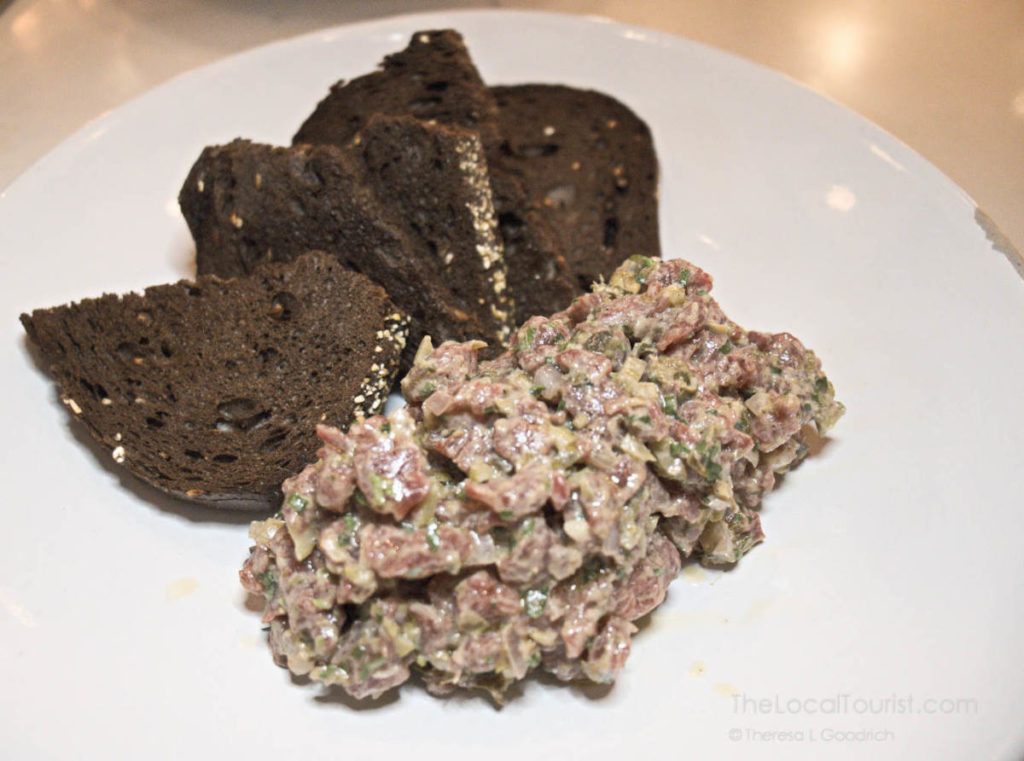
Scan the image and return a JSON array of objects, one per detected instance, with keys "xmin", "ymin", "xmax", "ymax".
[{"xmin": 3, "ymin": 0, "xmax": 1022, "ymax": 255}]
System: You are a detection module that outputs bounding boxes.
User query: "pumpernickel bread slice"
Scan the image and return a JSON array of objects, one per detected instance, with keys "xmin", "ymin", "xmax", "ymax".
[
  {"xmin": 491, "ymin": 84, "xmax": 661, "ymax": 290},
  {"xmin": 20, "ymin": 252, "xmax": 409, "ymax": 508},
  {"xmin": 292, "ymin": 29, "xmax": 580, "ymax": 324},
  {"xmin": 295, "ymin": 29, "xmax": 503, "ymax": 153},
  {"xmin": 180, "ymin": 115, "xmax": 512, "ymax": 354}
]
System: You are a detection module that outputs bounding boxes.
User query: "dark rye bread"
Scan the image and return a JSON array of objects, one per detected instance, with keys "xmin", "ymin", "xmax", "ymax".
[
  {"xmin": 20, "ymin": 252, "xmax": 409, "ymax": 508},
  {"xmin": 491, "ymin": 84, "xmax": 661, "ymax": 289},
  {"xmin": 293, "ymin": 29, "xmax": 580, "ymax": 324},
  {"xmin": 180, "ymin": 115, "xmax": 512, "ymax": 355},
  {"xmin": 295, "ymin": 29, "xmax": 503, "ymax": 153}
]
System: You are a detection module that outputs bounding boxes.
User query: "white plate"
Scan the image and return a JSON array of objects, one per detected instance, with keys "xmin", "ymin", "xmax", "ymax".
[{"xmin": 2, "ymin": 10, "xmax": 1022, "ymax": 761}]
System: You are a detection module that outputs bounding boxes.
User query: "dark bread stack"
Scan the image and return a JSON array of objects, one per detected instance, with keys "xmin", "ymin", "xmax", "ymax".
[
  {"xmin": 21, "ymin": 252, "xmax": 408, "ymax": 508},
  {"xmin": 293, "ymin": 29, "xmax": 583, "ymax": 324},
  {"xmin": 180, "ymin": 115, "xmax": 512, "ymax": 355},
  {"xmin": 24, "ymin": 27, "xmax": 662, "ymax": 510}
]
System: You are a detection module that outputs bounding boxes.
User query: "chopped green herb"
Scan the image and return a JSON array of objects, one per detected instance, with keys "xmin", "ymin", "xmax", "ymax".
[
  {"xmin": 520, "ymin": 518, "xmax": 536, "ymax": 537},
  {"xmin": 499, "ymin": 509, "xmax": 515, "ymax": 521},
  {"xmin": 528, "ymin": 651, "xmax": 542, "ymax": 668},
  {"xmin": 258, "ymin": 570, "xmax": 277, "ymax": 600},
  {"xmin": 556, "ymin": 399, "xmax": 566, "ymax": 412},
  {"xmin": 425, "ymin": 521, "xmax": 440, "ymax": 552},
  {"xmin": 381, "ymin": 421, "xmax": 391, "ymax": 434},
  {"xmin": 770, "ymin": 365, "xmax": 782, "ymax": 375},
  {"xmin": 669, "ymin": 441, "xmax": 689, "ymax": 458},
  {"xmin": 678, "ymin": 268, "xmax": 691, "ymax": 285},
  {"xmin": 815, "ymin": 376, "xmax": 830, "ymax": 394},
  {"xmin": 735, "ymin": 417, "xmax": 750, "ymax": 432},
  {"xmin": 719, "ymin": 340, "xmax": 733, "ymax": 355},
  {"xmin": 360, "ymin": 656, "xmax": 389, "ymax": 680},
  {"xmin": 287, "ymin": 493, "xmax": 309, "ymax": 512},
  {"xmin": 517, "ymin": 326, "xmax": 537, "ymax": 351},
  {"xmin": 368, "ymin": 473, "xmax": 395, "ymax": 504},
  {"xmin": 530, "ymin": 385, "xmax": 545, "ymax": 398}
]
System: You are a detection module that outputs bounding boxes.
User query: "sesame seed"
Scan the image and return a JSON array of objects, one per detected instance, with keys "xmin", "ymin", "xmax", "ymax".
[
  {"xmin": 197, "ymin": 179, "xmax": 205, "ymax": 193},
  {"xmin": 543, "ymin": 125, "xmax": 556, "ymax": 136},
  {"xmin": 230, "ymin": 213, "xmax": 244, "ymax": 229},
  {"xmin": 111, "ymin": 446, "xmax": 126, "ymax": 464},
  {"xmin": 63, "ymin": 397, "xmax": 82, "ymax": 415}
]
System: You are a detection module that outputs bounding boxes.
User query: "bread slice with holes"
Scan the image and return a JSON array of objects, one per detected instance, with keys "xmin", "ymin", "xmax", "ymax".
[
  {"xmin": 292, "ymin": 28, "xmax": 581, "ymax": 324},
  {"xmin": 490, "ymin": 84, "xmax": 661, "ymax": 289},
  {"xmin": 181, "ymin": 114, "xmax": 512, "ymax": 356},
  {"xmin": 20, "ymin": 251, "xmax": 409, "ymax": 508}
]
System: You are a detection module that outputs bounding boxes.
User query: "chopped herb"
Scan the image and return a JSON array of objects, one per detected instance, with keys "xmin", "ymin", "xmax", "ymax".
[
  {"xmin": 369, "ymin": 473, "xmax": 393, "ymax": 503},
  {"xmin": 695, "ymin": 439, "xmax": 707, "ymax": 454},
  {"xmin": 520, "ymin": 518, "xmax": 536, "ymax": 537},
  {"xmin": 669, "ymin": 441, "xmax": 689, "ymax": 457},
  {"xmin": 556, "ymin": 399, "xmax": 566, "ymax": 412},
  {"xmin": 483, "ymin": 404, "xmax": 498, "ymax": 416},
  {"xmin": 287, "ymin": 493, "xmax": 309, "ymax": 512},
  {"xmin": 678, "ymin": 268, "xmax": 691, "ymax": 285},
  {"xmin": 815, "ymin": 376, "xmax": 830, "ymax": 394},
  {"xmin": 499, "ymin": 509, "xmax": 515, "ymax": 521},
  {"xmin": 639, "ymin": 414, "xmax": 652, "ymax": 425},
  {"xmin": 702, "ymin": 442, "xmax": 723, "ymax": 482},
  {"xmin": 341, "ymin": 513, "xmax": 357, "ymax": 532},
  {"xmin": 719, "ymin": 340, "xmax": 733, "ymax": 355},
  {"xmin": 353, "ymin": 488, "xmax": 367, "ymax": 507},
  {"xmin": 360, "ymin": 657, "xmax": 389, "ymax": 680},
  {"xmin": 258, "ymin": 570, "xmax": 277, "ymax": 600},
  {"xmin": 517, "ymin": 326, "xmax": 537, "ymax": 351},
  {"xmin": 663, "ymin": 396, "xmax": 677, "ymax": 416},
  {"xmin": 425, "ymin": 521, "xmax": 441, "ymax": 551},
  {"xmin": 770, "ymin": 365, "xmax": 782, "ymax": 375},
  {"xmin": 530, "ymin": 385, "xmax": 545, "ymax": 398},
  {"xmin": 802, "ymin": 402, "xmax": 812, "ymax": 413},
  {"xmin": 381, "ymin": 421, "xmax": 391, "ymax": 434},
  {"xmin": 528, "ymin": 651, "xmax": 542, "ymax": 668},
  {"xmin": 421, "ymin": 380, "xmax": 437, "ymax": 395},
  {"xmin": 615, "ymin": 567, "xmax": 627, "ymax": 580},
  {"xmin": 652, "ymin": 567, "xmax": 663, "ymax": 577},
  {"xmin": 735, "ymin": 417, "xmax": 750, "ymax": 432}
]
